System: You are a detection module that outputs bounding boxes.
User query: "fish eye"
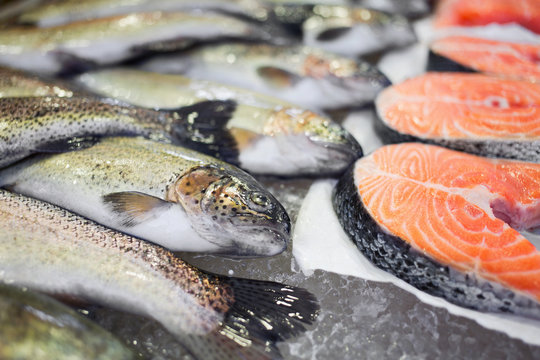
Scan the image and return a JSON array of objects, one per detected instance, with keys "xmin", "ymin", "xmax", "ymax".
[{"xmin": 250, "ymin": 192, "xmax": 270, "ymax": 207}]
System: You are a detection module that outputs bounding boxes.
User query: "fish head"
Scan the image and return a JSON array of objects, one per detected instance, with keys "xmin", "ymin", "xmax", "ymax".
[
  {"xmin": 167, "ymin": 165, "xmax": 290, "ymax": 256},
  {"xmin": 252, "ymin": 107, "xmax": 363, "ymax": 175},
  {"xmin": 300, "ymin": 50, "xmax": 392, "ymax": 108}
]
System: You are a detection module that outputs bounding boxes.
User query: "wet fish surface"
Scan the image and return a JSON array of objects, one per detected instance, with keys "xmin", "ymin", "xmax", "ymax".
[
  {"xmin": 428, "ymin": 36, "xmax": 540, "ymax": 83},
  {"xmin": 0, "ymin": 189, "xmax": 318, "ymax": 359},
  {"xmin": 0, "ymin": 11, "xmax": 275, "ymax": 75},
  {"xmin": 0, "ymin": 136, "xmax": 291, "ymax": 256},
  {"xmin": 76, "ymin": 68, "xmax": 363, "ymax": 176},
  {"xmin": 0, "ymin": 284, "xmax": 135, "ymax": 360},
  {"xmin": 375, "ymin": 72, "xmax": 540, "ymax": 162},
  {"xmin": 140, "ymin": 42, "xmax": 391, "ymax": 110},
  {"xmin": 333, "ymin": 143, "xmax": 540, "ymax": 319}
]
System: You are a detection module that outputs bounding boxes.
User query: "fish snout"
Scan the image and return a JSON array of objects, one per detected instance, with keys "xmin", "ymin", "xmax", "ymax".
[{"xmin": 306, "ymin": 124, "xmax": 363, "ymax": 175}]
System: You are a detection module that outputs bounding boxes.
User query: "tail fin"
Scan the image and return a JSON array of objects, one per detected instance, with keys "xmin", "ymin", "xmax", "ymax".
[
  {"xmin": 164, "ymin": 100, "xmax": 240, "ymax": 166},
  {"xmin": 185, "ymin": 277, "xmax": 319, "ymax": 360}
]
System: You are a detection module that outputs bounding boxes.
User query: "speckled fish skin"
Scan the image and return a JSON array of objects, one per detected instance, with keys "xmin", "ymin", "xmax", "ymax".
[
  {"xmin": 0, "ymin": 11, "xmax": 273, "ymax": 75},
  {"xmin": 0, "ymin": 284, "xmax": 135, "ymax": 360},
  {"xmin": 140, "ymin": 42, "xmax": 391, "ymax": 110},
  {"xmin": 76, "ymin": 68, "xmax": 363, "ymax": 176},
  {"xmin": 0, "ymin": 96, "xmax": 173, "ymax": 169},
  {"xmin": 16, "ymin": 0, "xmax": 272, "ymax": 27},
  {"xmin": 0, "ymin": 189, "xmax": 318, "ymax": 359},
  {"xmin": 0, "ymin": 66, "xmax": 76, "ymax": 98},
  {"xmin": 333, "ymin": 143, "xmax": 540, "ymax": 319},
  {"xmin": 0, "ymin": 136, "xmax": 290, "ymax": 256}
]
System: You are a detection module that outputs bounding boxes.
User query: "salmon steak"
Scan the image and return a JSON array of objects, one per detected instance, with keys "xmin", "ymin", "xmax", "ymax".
[
  {"xmin": 434, "ymin": 0, "xmax": 540, "ymax": 34},
  {"xmin": 428, "ymin": 36, "xmax": 540, "ymax": 83},
  {"xmin": 333, "ymin": 143, "xmax": 540, "ymax": 318},
  {"xmin": 375, "ymin": 72, "xmax": 540, "ymax": 162}
]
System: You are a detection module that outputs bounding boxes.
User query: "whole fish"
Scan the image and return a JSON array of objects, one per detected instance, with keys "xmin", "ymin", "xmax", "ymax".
[
  {"xmin": 270, "ymin": 5, "xmax": 416, "ymax": 56},
  {"xmin": 140, "ymin": 42, "xmax": 391, "ymax": 110},
  {"xmin": 0, "ymin": 136, "xmax": 291, "ymax": 256},
  {"xmin": 0, "ymin": 11, "xmax": 275, "ymax": 75},
  {"xmin": 0, "ymin": 66, "xmax": 76, "ymax": 98},
  {"xmin": 16, "ymin": 0, "xmax": 272, "ymax": 27},
  {"xmin": 0, "ymin": 189, "xmax": 318, "ymax": 359},
  {"xmin": 0, "ymin": 284, "xmax": 135, "ymax": 360},
  {"xmin": 76, "ymin": 68, "xmax": 363, "ymax": 176}
]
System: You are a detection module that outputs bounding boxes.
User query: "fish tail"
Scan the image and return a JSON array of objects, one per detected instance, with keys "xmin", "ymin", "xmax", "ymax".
[
  {"xmin": 164, "ymin": 100, "xmax": 241, "ymax": 165},
  {"xmin": 185, "ymin": 277, "xmax": 319, "ymax": 360}
]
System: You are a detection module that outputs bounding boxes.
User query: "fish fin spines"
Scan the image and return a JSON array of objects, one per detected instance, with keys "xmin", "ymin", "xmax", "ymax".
[
  {"xmin": 185, "ymin": 277, "xmax": 319, "ymax": 360},
  {"xmin": 316, "ymin": 26, "xmax": 352, "ymax": 42},
  {"xmin": 102, "ymin": 191, "xmax": 171, "ymax": 227},
  {"xmin": 256, "ymin": 66, "xmax": 301, "ymax": 88},
  {"xmin": 167, "ymin": 100, "xmax": 240, "ymax": 165},
  {"xmin": 221, "ymin": 278, "xmax": 319, "ymax": 344}
]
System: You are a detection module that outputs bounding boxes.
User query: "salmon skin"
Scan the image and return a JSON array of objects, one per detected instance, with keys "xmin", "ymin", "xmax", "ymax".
[
  {"xmin": 375, "ymin": 72, "xmax": 540, "ymax": 162},
  {"xmin": 434, "ymin": 0, "xmax": 540, "ymax": 34},
  {"xmin": 333, "ymin": 143, "xmax": 540, "ymax": 318},
  {"xmin": 428, "ymin": 36, "xmax": 540, "ymax": 83}
]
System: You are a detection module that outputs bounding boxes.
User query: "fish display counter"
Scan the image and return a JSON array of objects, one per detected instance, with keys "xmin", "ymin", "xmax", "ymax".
[{"xmin": 0, "ymin": 0, "xmax": 540, "ymax": 359}]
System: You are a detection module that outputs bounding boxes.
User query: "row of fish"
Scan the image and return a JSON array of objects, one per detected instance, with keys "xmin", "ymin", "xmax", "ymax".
[
  {"xmin": 0, "ymin": 0, "xmax": 425, "ymax": 76},
  {"xmin": 333, "ymin": 0, "xmax": 540, "ymax": 321}
]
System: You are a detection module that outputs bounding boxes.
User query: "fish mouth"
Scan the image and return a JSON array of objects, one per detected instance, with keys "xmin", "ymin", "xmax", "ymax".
[{"xmin": 228, "ymin": 227, "xmax": 289, "ymax": 257}]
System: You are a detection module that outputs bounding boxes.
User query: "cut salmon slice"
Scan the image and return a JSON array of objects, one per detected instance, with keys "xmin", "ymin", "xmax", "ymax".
[
  {"xmin": 333, "ymin": 143, "xmax": 540, "ymax": 318},
  {"xmin": 434, "ymin": 0, "xmax": 540, "ymax": 34},
  {"xmin": 375, "ymin": 72, "xmax": 540, "ymax": 162},
  {"xmin": 429, "ymin": 36, "xmax": 540, "ymax": 83}
]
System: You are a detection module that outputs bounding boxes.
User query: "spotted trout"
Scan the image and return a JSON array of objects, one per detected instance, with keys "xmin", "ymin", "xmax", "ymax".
[
  {"xmin": 0, "ymin": 11, "xmax": 275, "ymax": 75},
  {"xmin": 0, "ymin": 189, "xmax": 318, "ymax": 359},
  {"xmin": 0, "ymin": 136, "xmax": 291, "ymax": 256},
  {"xmin": 76, "ymin": 68, "xmax": 363, "ymax": 176},
  {"xmin": 0, "ymin": 284, "xmax": 135, "ymax": 360},
  {"xmin": 140, "ymin": 42, "xmax": 391, "ymax": 110}
]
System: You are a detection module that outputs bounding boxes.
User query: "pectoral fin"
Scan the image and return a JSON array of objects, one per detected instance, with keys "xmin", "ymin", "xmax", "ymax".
[
  {"xmin": 256, "ymin": 66, "xmax": 301, "ymax": 88},
  {"xmin": 316, "ymin": 26, "xmax": 352, "ymax": 41},
  {"xmin": 102, "ymin": 191, "xmax": 172, "ymax": 227}
]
